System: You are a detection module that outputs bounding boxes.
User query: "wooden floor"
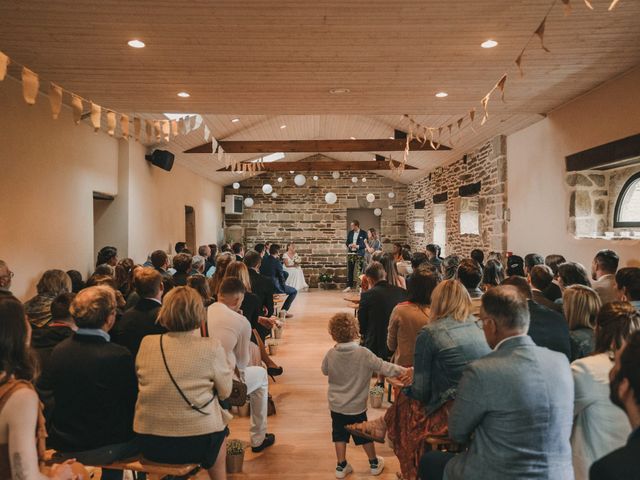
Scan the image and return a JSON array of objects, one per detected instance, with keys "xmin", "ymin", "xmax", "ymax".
[{"xmin": 204, "ymin": 289, "xmax": 401, "ymax": 479}]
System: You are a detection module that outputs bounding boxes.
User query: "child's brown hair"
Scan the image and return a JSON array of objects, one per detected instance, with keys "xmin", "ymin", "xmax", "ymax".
[{"xmin": 329, "ymin": 312, "xmax": 360, "ymax": 343}]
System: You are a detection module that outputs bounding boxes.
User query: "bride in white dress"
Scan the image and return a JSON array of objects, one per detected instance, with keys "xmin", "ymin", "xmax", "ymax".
[{"xmin": 282, "ymin": 243, "xmax": 309, "ymax": 291}]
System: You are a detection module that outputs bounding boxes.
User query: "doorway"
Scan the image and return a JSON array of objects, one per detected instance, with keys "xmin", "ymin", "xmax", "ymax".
[
  {"xmin": 93, "ymin": 192, "xmax": 116, "ymax": 264},
  {"xmin": 346, "ymin": 208, "xmax": 381, "ymax": 236},
  {"xmin": 185, "ymin": 206, "xmax": 196, "ymax": 253}
]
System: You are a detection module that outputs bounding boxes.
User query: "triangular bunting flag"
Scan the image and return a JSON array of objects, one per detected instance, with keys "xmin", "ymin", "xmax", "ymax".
[
  {"xmin": 134, "ymin": 117, "xmax": 141, "ymax": 142},
  {"xmin": 71, "ymin": 95, "xmax": 83, "ymax": 125},
  {"xmin": 171, "ymin": 120, "xmax": 178, "ymax": 137},
  {"xmin": 21, "ymin": 67, "xmax": 39, "ymax": 105},
  {"xmin": 534, "ymin": 17, "xmax": 551, "ymax": 53},
  {"xmin": 106, "ymin": 111, "xmax": 116, "ymax": 136},
  {"xmin": 204, "ymin": 124, "xmax": 211, "ymax": 141},
  {"xmin": 90, "ymin": 102, "xmax": 102, "ymax": 132},
  {"xmin": 515, "ymin": 50, "xmax": 525, "ymax": 77},
  {"xmin": 145, "ymin": 120, "xmax": 153, "ymax": 142},
  {"xmin": 48, "ymin": 83, "xmax": 63, "ymax": 120},
  {"xmin": 584, "ymin": 0, "xmax": 594, "ymax": 9},
  {"xmin": 496, "ymin": 74, "xmax": 507, "ymax": 102},
  {"xmin": 561, "ymin": 0, "xmax": 572, "ymax": 15},
  {"xmin": 162, "ymin": 120, "xmax": 170, "ymax": 142},
  {"xmin": 0, "ymin": 51, "xmax": 9, "ymax": 81},
  {"xmin": 121, "ymin": 115, "xmax": 129, "ymax": 140},
  {"xmin": 608, "ymin": 0, "xmax": 619, "ymax": 10}
]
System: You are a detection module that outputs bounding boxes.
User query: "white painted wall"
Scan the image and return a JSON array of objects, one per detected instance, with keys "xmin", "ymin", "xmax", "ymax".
[
  {"xmin": 0, "ymin": 78, "xmax": 223, "ymax": 300},
  {"xmin": 507, "ymin": 67, "xmax": 640, "ymax": 269}
]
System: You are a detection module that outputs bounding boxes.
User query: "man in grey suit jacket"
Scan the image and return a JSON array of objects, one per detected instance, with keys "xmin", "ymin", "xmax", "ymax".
[{"xmin": 420, "ymin": 285, "xmax": 574, "ymax": 480}]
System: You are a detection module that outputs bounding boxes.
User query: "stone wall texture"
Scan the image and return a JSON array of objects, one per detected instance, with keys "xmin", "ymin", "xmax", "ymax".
[
  {"xmin": 223, "ymin": 155, "xmax": 407, "ymax": 286},
  {"xmin": 406, "ymin": 135, "xmax": 508, "ymax": 256}
]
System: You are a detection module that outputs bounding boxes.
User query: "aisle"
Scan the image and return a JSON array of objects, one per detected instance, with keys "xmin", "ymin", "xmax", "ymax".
[{"xmin": 209, "ymin": 289, "xmax": 401, "ymax": 479}]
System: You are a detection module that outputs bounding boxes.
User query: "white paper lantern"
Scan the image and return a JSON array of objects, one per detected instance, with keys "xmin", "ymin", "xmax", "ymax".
[
  {"xmin": 262, "ymin": 183, "xmax": 273, "ymax": 194},
  {"xmin": 294, "ymin": 174, "xmax": 307, "ymax": 186},
  {"xmin": 374, "ymin": 208, "xmax": 382, "ymax": 216},
  {"xmin": 325, "ymin": 192, "xmax": 338, "ymax": 205},
  {"xmin": 388, "ymin": 205, "xmax": 394, "ymax": 210},
  {"xmin": 244, "ymin": 197, "xmax": 254, "ymax": 207},
  {"xmin": 232, "ymin": 182, "xmax": 240, "ymax": 189},
  {"xmin": 277, "ymin": 177, "xmax": 283, "ymax": 183},
  {"xmin": 271, "ymin": 192, "xmax": 278, "ymax": 198},
  {"xmin": 388, "ymin": 192, "xmax": 395, "ymax": 198},
  {"xmin": 289, "ymin": 170, "xmax": 295, "ymax": 174},
  {"xmin": 362, "ymin": 177, "xmax": 367, "ymax": 183},
  {"xmin": 351, "ymin": 177, "xmax": 358, "ymax": 183},
  {"xmin": 332, "ymin": 171, "xmax": 340, "ymax": 179},
  {"xmin": 366, "ymin": 193, "xmax": 375, "ymax": 203},
  {"xmin": 313, "ymin": 175, "xmax": 319, "ymax": 181}
]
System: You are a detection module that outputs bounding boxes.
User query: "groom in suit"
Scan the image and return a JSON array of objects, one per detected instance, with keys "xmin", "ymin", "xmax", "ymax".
[
  {"xmin": 344, "ymin": 220, "xmax": 368, "ymax": 292},
  {"xmin": 260, "ymin": 244, "xmax": 297, "ymax": 318}
]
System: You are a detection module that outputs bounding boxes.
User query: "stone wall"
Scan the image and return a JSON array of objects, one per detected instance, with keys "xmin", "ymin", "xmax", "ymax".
[
  {"xmin": 406, "ymin": 136, "xmax": 508, "ymax": 256},
  {"xmin": 223, "ymin": 155, "xmax": 408, "ymax": 286}
]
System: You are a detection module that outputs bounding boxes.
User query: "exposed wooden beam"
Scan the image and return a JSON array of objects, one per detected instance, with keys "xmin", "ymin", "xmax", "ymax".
[
  {"xmin": 565, "ymin": 133, "xmax": 640, "ymax": 172},
  {"xmin": 185, "ymin": 138, "xmax": 450, "ymax": 154},
  {"xmin": 216, "ymin": 160, "xmax": 417, "ymax": 172}
]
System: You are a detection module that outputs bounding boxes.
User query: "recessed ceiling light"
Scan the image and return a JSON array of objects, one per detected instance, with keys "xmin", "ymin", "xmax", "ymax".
[
  {"xmin": 280, "ymin": 124, "xmax": 287, "ymax": 129},
  {"xmin": 388, "ymin": 136, "xmax": 394, "ymax": 139},
  {"xmin": 231, "ymin": 118, "xmax": 240, "ymax": 123},
  {"xmin": 127, "ymin": 39, "xmax": 145, "ymax": 48},
  {"xmin": 481, "ymin": 39, "xmax": 498, "ymax": 49},
  {"xmin": 177, "ymin": 92, "xmax": 190, "ymax": 98},
  {"xmin": 350, "ymin": 136, "xmax": 356, "ymax": 140},
  {"xmin": 435, "ymin": 92, "xmax": 448, "ymax": 98},
  {"xmin": 329, "ymin": 88, "xmax": 351, "ymax": 94}
]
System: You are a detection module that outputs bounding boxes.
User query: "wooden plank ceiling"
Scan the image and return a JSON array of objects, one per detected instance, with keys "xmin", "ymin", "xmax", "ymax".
[{"xmin": 1, "ymin": 0, "xmax": 639, "ymax": 184}]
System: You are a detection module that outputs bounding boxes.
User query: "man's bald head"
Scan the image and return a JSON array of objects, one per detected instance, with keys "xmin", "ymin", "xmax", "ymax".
[
  {"xmin": 481, "ymin": 285, "xmax": 531, "ymax": 333},
  {"xmin": 70, "ymin": 286, "xmax": 116, "ymax": 330},
  {"xmin": 0, "ymin": 261, "xmax": 11, "ymax": 290}
]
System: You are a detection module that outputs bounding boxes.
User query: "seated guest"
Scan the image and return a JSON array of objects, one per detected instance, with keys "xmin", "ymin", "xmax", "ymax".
[
  {"xmin": 387, "ymin": 266, "xmax": 440, "ymax": 367},
  {"xmin": 380, "ymin": 253, "xmax": 406, "ymax": 289},
  {"xmin": 150, "ymin": 249, "xmax": 172, "ymax": 279},
  {"xmin": 190, "ymin": 255, "xmax": 206, "ymax": 276},
  {"xmin": 506, "ymin": 254, "xmax": 525, "ymax": 277},
  {"xmin": 358, "ymin": 262, "xmax": 407, "ymax": 385},
  {"xmin": 220, "ymin": 243, "xmax": 231, "ymax": 253},
  {"xmin": 171, "ymin": 253, "xmax": 192, "ymax": 286},
  {"xmin": 544, "ymin": 253, "xmax": 566, "ymax": 301},
  {"xmin": 391, "ymin": 243, "xmax": 403, "ymax": 263},
  {"xmin": 571, "ymin": 302, "xmax": 640, "ymax": 480},
  {"xmin": 529, "ymin": 264, "xmax": 563, "ymax": 312},
  {"xmin": 134, "ymin": 287, "xmax": 233, "ymax": 480},
  {"xmin": 524, "ymin": 253, "xmax": 544, "ymax": 277},
  {"xmin": 208, "ymin": 252, "xmax": 234, "ymax": 298},
  {"xmin": 282, "ymin": 243, "xmax": 309, "ymax": 291},
  {"xmin": 25, "ymin": 270, "xmax": 72, "ymax": 328},
  {"xmin": 487, "ymin": 251, "xmax": 504, "ymax": 264},
  {"xmin": 65, "ymin": 270, "xmax": 85, "ymax": 293},
  {"xmin": 111, "ymin": 268, "xmax": 166, "ymax": 357},
  {"xmin": 199, "ymin": 244, "xmax": 214, "ymax": 275},
  {"xmin": 0, "ymin": 260, "xmax": 15, "ymax": 298},
  {"xmin": 480, "ymin": 258, "xmax": 505, "ymax": 292},
  {"xmin": 260, "ymin": 244, "xmax": 297, "ymax": 317},
  {"xmin": 426, "ymin": 244, "xmax": 443, "ymax": 271},
  {"xmin": 0, "ymin": 297, "xmax": 79, "ymax": 480},
  {"xmin": 470, "ymin": 249, "xmax": 484, "ymax": 271},
  {"xmin": 232, "ymin": 242, "xmax": 245, "ymax": 262},
  {"xmin": 39, "ymin": 286, "xmax": 138, "ymax": 479},
  {"xmin": 396, "ymin": 249, "xmax": 413, "ymax": 278},
  {"xmin": 564, "ymin": 285, "xmax": 601, "ymax": 361},
  {"xmin": 558, "ymin": 261, "xmax": 592, "ymax": 290},
  {"xmin": 615, "ymin": 267, "xmax": 640, "ymax": 311},
  {"xmin": 254, "ymin": 243, "xmax": 266, "ymax": 258},
  {"xmin": 502, "ymin": 276, "xmax": 571, "ymax": 360},
  {"xmin": 442, "ymin": 255, "xmax": 461, "ymax": 280},
  {"xmin": 405, "ymin": 252, "xmax": 429, "ymax": 291},
  {"xmin": 349, "ymin": 279, "xmax": 490, "ymax": 480},
  {"xmin": 206, "ymin": 279, "xmax": 275, "ymax": 453},
  {"xmin": 364, "ymin": 228, "xmax": 382, "ymax": 265},
  {"xmin": 96, "ymin": 246, "xmax": 118, "ymax": 268},
  {"xmin": 31, "ymin": 293, "xmax": 77, "ymax": 368},
  {"xmin": 456, "ymin": 259, "xmax": 483, "ymax": 315},
  {"xmin": 591, "ymin": 249, "xmax": 619, "ymax": 304},
  {"xmin": 174, "ymin": 241, "xmax": 187, "ymax": 254},
  {"xmin": 590, "ymin": 330, "xmax": 640, "ymax": 480},
  {"xmin": 244, "ymin": 251, "xmax": 275, "ymax": 321},
  {"xmin": 187, "ymin": 274, "xmax": 215, "ymax": 307},
  {"xmin": 420, "ymin": 286, "xmax": 574, "ymax": 480}
]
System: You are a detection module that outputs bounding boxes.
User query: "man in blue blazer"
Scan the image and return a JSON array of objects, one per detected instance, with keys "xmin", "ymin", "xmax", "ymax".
[
  {"xmin": 344, "ymin": 220, "xmax": 368, "ymax": 292},
  {"xmin": 419, "ymin": 285, "xmax": 574, "ymax": 480},
  {"xmin": 260, "ymin": 243, "xmax": 297, "ymax": 317}
]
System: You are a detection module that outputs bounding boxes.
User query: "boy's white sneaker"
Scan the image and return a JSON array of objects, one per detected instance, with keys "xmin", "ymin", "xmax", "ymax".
[
  {"xmin": 370, "ymin": 456, "xmax": 385, "ymax": 476},
  {"xmin": 335, "ymin": 462, "xmax": 353, "ymax": 479}
]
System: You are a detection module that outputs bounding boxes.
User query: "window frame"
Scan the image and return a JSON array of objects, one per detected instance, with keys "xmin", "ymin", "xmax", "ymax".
[{"xmin": 613, "ymin": 171, "xmax": 640, "ymax": 228}]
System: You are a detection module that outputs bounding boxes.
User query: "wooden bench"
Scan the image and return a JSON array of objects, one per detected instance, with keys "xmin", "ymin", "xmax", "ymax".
[{"xmin": 44, "ymin": 451, "xmax": 200, "ymax": 480}]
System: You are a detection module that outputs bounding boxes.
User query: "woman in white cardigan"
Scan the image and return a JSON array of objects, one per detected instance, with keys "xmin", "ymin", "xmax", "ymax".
[
  {"xmin": 571, "ymin": 301, "xmax": 640, "ymax": 480},
  {"xmin": 134, "ymin": 286, "xmax": 233, "ymax": 480}
]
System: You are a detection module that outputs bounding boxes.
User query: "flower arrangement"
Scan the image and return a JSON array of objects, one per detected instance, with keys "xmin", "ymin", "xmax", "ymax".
[
  {"xmin": 318, "ymin": 272, "xmax": 334, "ymax": 283},
  {"xmin": 369, "ymin": 385, "xmax": 385, "ymax": 397},
  {"xmin": 227, "ymin": 439, "xmax": 245, "ymax": 456}
]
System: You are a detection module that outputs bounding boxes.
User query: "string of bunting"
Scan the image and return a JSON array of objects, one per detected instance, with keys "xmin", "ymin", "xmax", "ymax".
[
  {"xmin": 400, "ymin": 0, "xmax": 622, "ymax": 173},
  {"xmin": 0, "ymin": 50, "xmax": 239, "ymax": 168}
]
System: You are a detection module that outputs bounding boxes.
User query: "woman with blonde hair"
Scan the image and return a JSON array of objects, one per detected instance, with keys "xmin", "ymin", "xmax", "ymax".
[
  {"xmin": 563, "ymin": 284, "xmax": 602, "ymax": 361},
  {"xmin": 208, "ymin": 252, "xmax": 234, "ymax": 298},
  {"xmin": 24, "ymin": 270, "xmax": 72, "ymax": 328},
  {"xmin": 134, "ymin": 286, "xmax": 233, "ymax": 479},
  {"xmin": 347, "ymin": 279, "xmax": 490, "ymax": 479}
]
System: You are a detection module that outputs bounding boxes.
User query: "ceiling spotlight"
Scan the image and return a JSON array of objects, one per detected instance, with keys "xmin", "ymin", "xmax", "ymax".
[
  {"xmin": 435, "ymin": 92, "xmax": 448, "ymax": 98},
  {"xmin": 350, "ymin": 136, "xmax": 356, "ymax": 140},
  {"xmin": 388, "ymin": 136, "xmax": 394, "ymax": 140},
  {"xmin": 177, "ymin": 92, "xmax": 190, "ymax": 98},
  {"xmin": 329, "ymin": 88, "xmax": 351, "ymax": 94},
  {"xmin": 280, "ymin": 124, "xmax": 287, "ymax": 129},
  {"xmin": 127, "ymin": 39, "xmax": 145, "ymax": 48},
  {"xmin": 231, "ymin": 118, "xmax": 240, "ymax": 123},
  {"xmin": 289, "ymin": 170, "xmax": 294, "ymax": 174},
  {"xmin": 481, "ymin": 39, "xmax": 498, "ymax": 49}
]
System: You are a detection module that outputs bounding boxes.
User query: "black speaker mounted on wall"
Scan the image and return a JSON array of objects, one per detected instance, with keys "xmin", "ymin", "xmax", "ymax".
[{"xmin": 145, "ymin": 150, "xmax": 175, "ymax": 172}]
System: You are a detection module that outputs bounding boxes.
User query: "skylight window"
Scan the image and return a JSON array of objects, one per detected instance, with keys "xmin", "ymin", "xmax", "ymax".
[
  {"xmin": 250, "ymin": 152, "xmax": 285, "ymax": 163},
  {"xmin": 164, "ymin": 113, "xmax": 197, "ymax": 120}
]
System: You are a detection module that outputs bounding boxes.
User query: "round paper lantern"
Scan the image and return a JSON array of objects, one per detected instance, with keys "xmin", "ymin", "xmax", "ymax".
[
  {"xmin": 388, "ymin": 205, "xmax": 394, "ymax": 210},
  {"xmin": 366, "ymin": 193, "xmax": 375, "ymax": 203},
  {"xmin": 325, "ymin": 192, "xmax": 338, "ymax": 205},
  {"xmin": 374, "ymin": 208, "xmax": 382, "ymax": 216},
  {"xmin": 289, "ymin": 170, "xmax": 295, "ymax": 174},
  {"xmin": 232, "ymin": 182, "xmax": 240, "ymax": 189},
  {"xmin": 262, "ymin": 183, "xmax": 273, "ymax": 194},
  {"xmin": 244, "ymin": 197, "xmax": 254, "ymax": 207},
  {"xmin": 294, "ymin": 174, "xmax": 307, "ymax": 186},
  {"xmin": 271, "ymin": 192, "xmax": 278, "ymax": 198},
  {"xmin": 351, "ymin": 177, "xmax": 358, "ymax": 183},
  {"xmin": 362, "ymin": 177, "xmax": 367, "ymax": 183},
  {"xmin": 313, "ymin": 175, "xmax": 319, "ymax": 181},
  {"xmin": 332, "ymin": 171, "xmax": 340, "ymax": 180},
  {"xmin": 388, "ymin": 192, "xmax": 395, "ymax": 198},
  {"xmin": 277, "ymin": 177, "xmax": 283, "ymax": 183}
]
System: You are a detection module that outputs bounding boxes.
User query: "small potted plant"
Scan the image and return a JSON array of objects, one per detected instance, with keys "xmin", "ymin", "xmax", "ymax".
[
  {"xmin": 226, "ymin": 439, "xmax": 246, "ymax": 473},
  {"xmin": 318, "ymin": 272, "xmax": 336, "ymax": 290},
  {"xmin": 369, "ymin": 384, "xmax": 384, "ymax": 408}
]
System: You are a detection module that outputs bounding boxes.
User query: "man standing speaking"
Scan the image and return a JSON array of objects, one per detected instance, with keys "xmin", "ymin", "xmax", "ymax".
[{"xmin": 343, "ymin": 220, "xmax": 368, "ymax": 292}]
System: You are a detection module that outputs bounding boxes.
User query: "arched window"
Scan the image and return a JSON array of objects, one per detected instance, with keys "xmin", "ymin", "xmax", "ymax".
[{"xmin": 614, "ymin": 172, "xmax": 640, "ymax": 228}]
